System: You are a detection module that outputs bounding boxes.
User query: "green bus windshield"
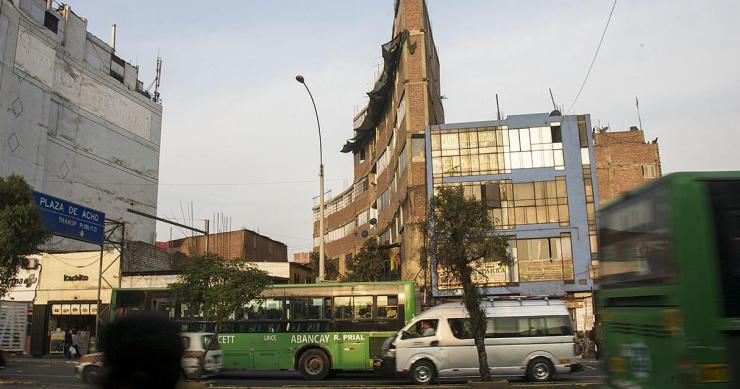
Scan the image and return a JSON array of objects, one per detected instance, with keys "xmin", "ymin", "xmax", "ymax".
[
  {"xmin": 705, "ymin": 179, "xmax": 740, "ymax": 317},
  {"xmin": 599, "ymin": 182, "xmax": 674, "ymax": 287}
]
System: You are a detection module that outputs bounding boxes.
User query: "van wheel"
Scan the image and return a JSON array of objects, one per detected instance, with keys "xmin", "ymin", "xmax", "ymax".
[
  {"xmin": 527, "ymin": 357, "xmax": 554, "ymax": 382},
  {"xmin": 298, "ymin": 349, "xmax": 330, "ymax": 380},
  {"xmin": 410, "ymin": 360, "xmax": 436, "ymax": 385}
]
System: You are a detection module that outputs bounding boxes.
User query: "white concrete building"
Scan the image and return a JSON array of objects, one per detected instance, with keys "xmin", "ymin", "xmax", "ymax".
[{"xmin": 0, "ymin": 0, "xmax": 163, "ymax": 249}]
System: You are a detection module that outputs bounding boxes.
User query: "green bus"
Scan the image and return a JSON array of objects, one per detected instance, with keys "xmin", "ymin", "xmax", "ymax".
[
  {"xmin": 598, "ymin": 172, "xmax": 740, "ymax": 388},
  {"xmin": 111, "ymin": 281, "xmax": 416, "ymax": 379}
]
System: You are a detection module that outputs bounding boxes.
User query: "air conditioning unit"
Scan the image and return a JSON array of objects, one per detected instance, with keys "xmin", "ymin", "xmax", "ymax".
[{"xmin": 23, "ymin": 257, "xmax": 40, "ymax": 269}]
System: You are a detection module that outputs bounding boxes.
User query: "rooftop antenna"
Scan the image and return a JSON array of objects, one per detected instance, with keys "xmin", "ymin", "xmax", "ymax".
[
  {"xmin": 145, "ymin": 52, "xmax": 163, "ymax": 102},
  {"xmin": 549, "ymin": 88, "xmax": 558, "ymax": 111},
  {"xmin": 636, "ymin": 96, "xmax": 643, "ymax": 130},
  {"xmin": 495, "ymin": 93, "xmax": 501, "ymax": 121}
]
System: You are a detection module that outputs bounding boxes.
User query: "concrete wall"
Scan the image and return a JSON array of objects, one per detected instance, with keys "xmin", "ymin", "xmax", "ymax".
[{"xmin": 0, "ymin": 1, "xmax": 163, "ymax": 250}]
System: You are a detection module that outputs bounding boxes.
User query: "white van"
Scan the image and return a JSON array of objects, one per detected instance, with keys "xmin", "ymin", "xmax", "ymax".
[{"xmin": 383, "ymin": 299, "xmax": 578, "ymax": 384}]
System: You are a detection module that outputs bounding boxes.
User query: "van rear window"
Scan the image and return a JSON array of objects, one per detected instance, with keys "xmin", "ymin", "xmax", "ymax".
[{"xmin": 448, "ymin": 315, "xmax": 572, "ymax": 339}]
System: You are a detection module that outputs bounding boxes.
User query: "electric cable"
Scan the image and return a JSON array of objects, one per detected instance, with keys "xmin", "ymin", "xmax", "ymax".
[{"xmin": 567, "ymin": 0, "xmax": 618, "ymax": 113}]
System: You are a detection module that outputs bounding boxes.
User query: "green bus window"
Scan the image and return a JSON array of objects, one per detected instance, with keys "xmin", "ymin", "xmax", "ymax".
[
  {"xmin": 377, "ymin": 296, "xmax": 399, "ymax": 319},
  {"xmin": 286, "ymin": 298, "xmax": 313, "ymax": 320},
  {"xmin": 335, "ymin": 297, "xmax": 353, "ymax": 320},
  {"xmin": 263, "ymin": 298, "xmax": 283, "ymax": 320},
  {"xmin": 354, "ymin": 296, "xmax": 373, "ymax": 319},
  {"xmin": 241, "ymin": 300, "xmax": 263, "ymax": 320}
]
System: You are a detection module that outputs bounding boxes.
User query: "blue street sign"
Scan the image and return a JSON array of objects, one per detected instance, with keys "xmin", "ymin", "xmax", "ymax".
[{"xmin": 32, "ymin": 191, "xmax": 106, "ymax": 245}]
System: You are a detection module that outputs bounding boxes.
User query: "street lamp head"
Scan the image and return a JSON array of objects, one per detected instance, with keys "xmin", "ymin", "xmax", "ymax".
[{"xmin": 295, "ymin": 75, "xmax": 305, "ymax": 84}]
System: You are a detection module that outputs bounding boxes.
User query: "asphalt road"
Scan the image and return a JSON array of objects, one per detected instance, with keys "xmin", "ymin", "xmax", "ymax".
[{"xmin": 0, "ymin": 357, "xmax": 605, "ymax": 388}]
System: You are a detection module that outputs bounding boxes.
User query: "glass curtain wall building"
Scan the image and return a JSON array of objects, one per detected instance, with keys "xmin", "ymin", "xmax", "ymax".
[{"xmin": 426, "ymin": 113, "xmax": 598, "ymax": 304}]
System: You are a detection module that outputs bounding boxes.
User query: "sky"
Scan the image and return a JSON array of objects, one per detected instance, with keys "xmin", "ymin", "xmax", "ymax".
[{"xmin": 67, "ymin": 0, "xmax": 740, "ymax": 256}]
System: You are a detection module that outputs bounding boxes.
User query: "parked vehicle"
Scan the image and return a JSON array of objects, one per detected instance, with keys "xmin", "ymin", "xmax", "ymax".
[
  {"xmin": 381, "ymin": 298, "xmax": 579, "ymax": 384},
  {"xmin": 76, "ymin": 332, "xmax": 223, "ymax": 384}
]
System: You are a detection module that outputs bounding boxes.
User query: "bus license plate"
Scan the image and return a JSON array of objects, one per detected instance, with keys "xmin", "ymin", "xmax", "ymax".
[{"xmin": 699, "ymin": 364, "xmax": 729, "ymax": 383}]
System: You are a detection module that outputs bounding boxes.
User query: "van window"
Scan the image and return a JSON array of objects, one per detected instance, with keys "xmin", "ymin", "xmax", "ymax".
[
  {"xmin": 402, "ymin": 319, "xmax": 438, "ymax": 339},
  {"xmin": 448, "ymin": 319, "xmax": 474, "ymax": 339},
  {"xmin": 544, "ymin": 316, "xmax": 573, "ymax": 335},
  {"xmin": 488, "ymin": 316, "xmax": 573, "ymax": 337}
]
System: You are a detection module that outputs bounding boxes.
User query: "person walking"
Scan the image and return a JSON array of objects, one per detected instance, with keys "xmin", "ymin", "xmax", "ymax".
[
  {"xmin": 64, "ymin": 329, "xmax": 73, "ymax": 359},
  {"xmin": 71, "ymin": 329, "xmax": 81, "ymax": 358}
]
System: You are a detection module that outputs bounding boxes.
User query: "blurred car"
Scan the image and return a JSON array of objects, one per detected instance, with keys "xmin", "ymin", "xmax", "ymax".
[
  {"xmin": 76, "ymin": 332, "xmax": 224, "ymax": 384},
  {"xmin": 180, "ymin": 332, "xmax": 224, "ymax": 379}
]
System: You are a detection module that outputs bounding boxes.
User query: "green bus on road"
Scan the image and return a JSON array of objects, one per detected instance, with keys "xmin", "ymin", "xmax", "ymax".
[
  {"xmin": 111, "ymin": 281, "xmax": 416, "ymax": 379},
  {"xmin": 598, "ymin": 172, "xmax": 740, "ymax": 388}
]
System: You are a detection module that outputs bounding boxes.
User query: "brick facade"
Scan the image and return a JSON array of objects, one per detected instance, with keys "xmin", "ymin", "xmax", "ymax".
[
  {"xmin": 594, "ymin": 129, "xmax": 661, "ymax": 205},
  {"xmin": 168, "ymin": 229, "xmax": 287, "ymax": 261},
  {"xmin": 312, "ymin": 0, "xmax": 443, "ymax": 284}
]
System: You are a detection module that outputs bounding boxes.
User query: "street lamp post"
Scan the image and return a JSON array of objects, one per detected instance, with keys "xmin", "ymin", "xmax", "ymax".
[{"xmin": 296, "ymin": 75, "xmax": 325, "ymax": 282}]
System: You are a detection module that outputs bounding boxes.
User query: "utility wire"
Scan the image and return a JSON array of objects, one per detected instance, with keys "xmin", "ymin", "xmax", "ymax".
[
  {"xmin": 567, "ymin": 0, "xmax": 618, "ymax": 113},
  {"xmin": 38, "ymin": 178, "xmax": 353, "ymax": 187}
]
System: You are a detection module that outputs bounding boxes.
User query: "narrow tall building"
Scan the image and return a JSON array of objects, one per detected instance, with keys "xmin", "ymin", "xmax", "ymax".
[
  {"xmin": 312, "ymin": 0, "xmax": 444, "ymax": 283},
  {"xmin": 593, "ymin": 127, "xmax": 661, "ymax": 205},
  {"xmin": 0, "ymin": 1, "xmax": 163, "ymax": 248}
]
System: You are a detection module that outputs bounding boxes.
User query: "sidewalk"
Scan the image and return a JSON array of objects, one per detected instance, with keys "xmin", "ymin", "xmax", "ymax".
[{"xmin": 5, "ymin": 354, "xmax": 78, "ymax": 365}]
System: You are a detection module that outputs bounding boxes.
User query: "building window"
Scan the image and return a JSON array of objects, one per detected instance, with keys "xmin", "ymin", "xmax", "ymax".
[
  {"xmin": 550, "ymin": 124, "xmax": 562, "ymax": 143},
  {"xmin": 377, "ymin": 150, "xmax": 390, "ymax": 176},
  {"xmin": 48, "ymin": 100, "xmax": 59, "ymax": 136},
  {"xmin": 411, "ymin": 135, "xmax": 425, "ymax": 163},
  {"xmin": 396, "ymin": 93, "xmax": 406, "ymax": 127},
  {"xmin": 449, "ymin": 178, "xmax": 569, "ymax": 230},
  {"xmin": 44, "ymin": 12, "xmax": 59, "ymax": 34},
  {"xmin": 110, "ymin": 55, "xmax": 125, "ymax": 83},
  {"xmin": 515, "ymin": 235, "xmax": 574, "ymax": 282},
  {"xmin": 577, "ymin": 115, "xmax": 589, "ymax": 148},
  {"xmin": 642, "ymin": 164, "xmax": 657, "ymax": 178},
  {"xmin": 430, "ymin": 126, "xmax": 565, "ymax": 178}
]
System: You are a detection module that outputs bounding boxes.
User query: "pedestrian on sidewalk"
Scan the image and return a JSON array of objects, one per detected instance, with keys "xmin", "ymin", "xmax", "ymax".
[
  {"xmin": 590, "ymin": 320, "xmax": 603, "ymax": 360},
  {"xmin": 72, "ymin": 329, "xmax": 81, "ymax": 358},
  {"xmin": 64, "ymin": 328, "xmax": 73, "ymax": 359}
]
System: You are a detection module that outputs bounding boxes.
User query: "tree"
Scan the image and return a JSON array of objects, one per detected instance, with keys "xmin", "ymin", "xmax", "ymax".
[
  {"xmin": 170, "ymin": 254, "xmax": 270, "ymax": 332},
  {"xmin": 344, "ymin": 237, "xmax": 391, "ymax": 282},
  {"xmin": 424, "ymin": 186, "xmax": 510, "ymax": 381},
  {"xmin": 308, "ymin": 251, "xmax": 339, "ymax": 281},
  {"xmin": 0, "ymin": 175, "xmax": 48, "ymax": 298}
]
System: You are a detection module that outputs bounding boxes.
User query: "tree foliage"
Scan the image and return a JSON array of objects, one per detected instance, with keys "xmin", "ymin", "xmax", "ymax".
[
  {"xmin": 424, "ymin": 186, "xmax": 510, "ymax": 381},
  {"xmin": 308, "ymin": 251, "xmax": 339, "ymax": 281},
  {"xmin": 0, "ymin": 175, "xmax": 48, "ymax": 298},
  {"xmin": 170, "ymin": 254, "xmax": 270, "ymax": 332},
  {"xmin": 343, "ymin": 237, "xmax": 391, "ymax": 282}
]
